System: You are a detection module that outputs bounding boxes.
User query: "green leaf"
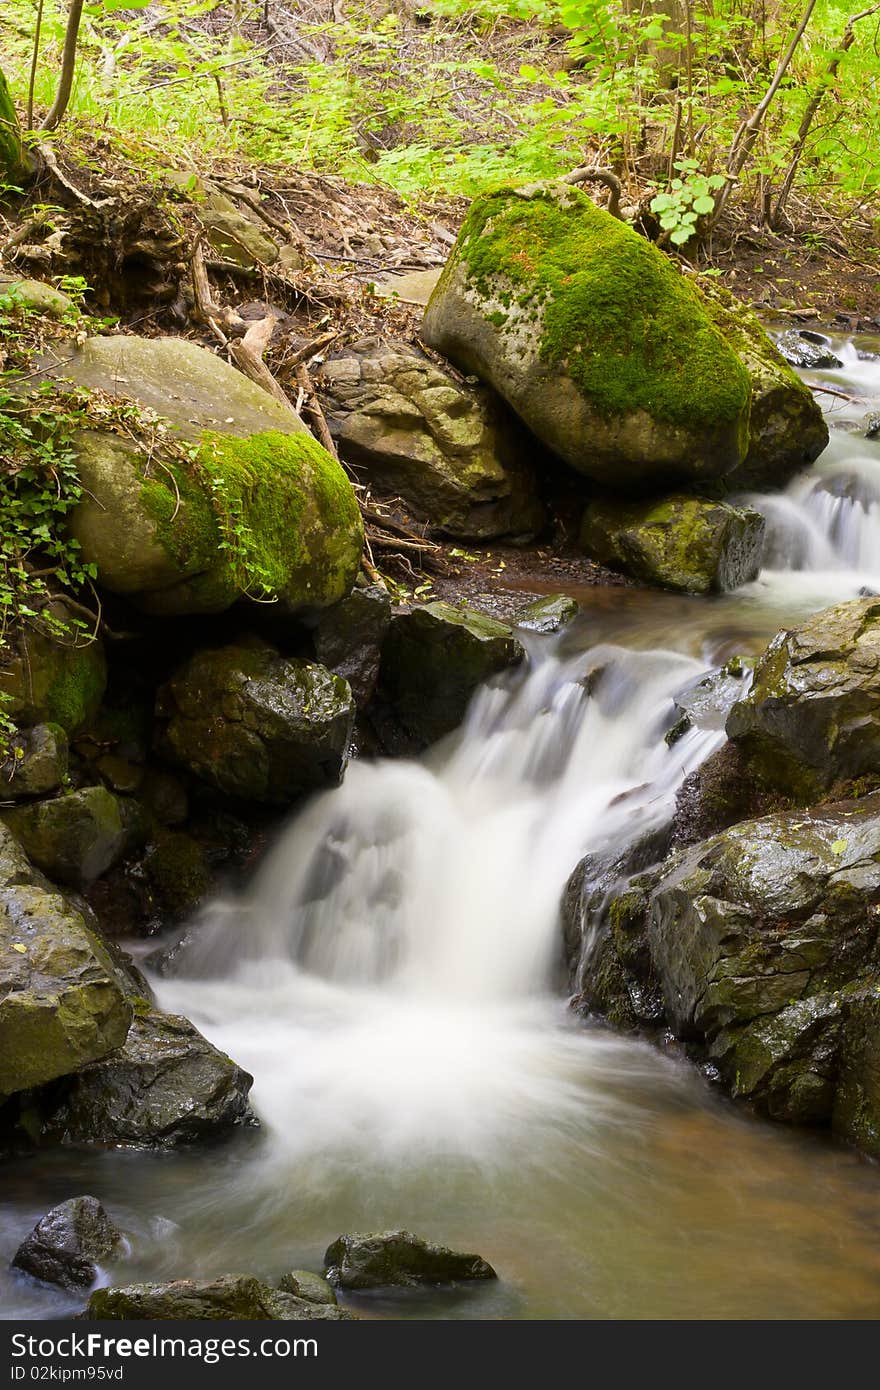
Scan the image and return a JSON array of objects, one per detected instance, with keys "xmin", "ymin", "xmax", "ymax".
[
  {"xmin": 692, "ymin": 195, "xmax": 715, "ymax": 215},
  {"xmin": 831, "ymin": 839, "xmax": 848, "ymax": 855},
  {"xmin": 669, "ymin": 226, "xmax": 694, "ymax": 245}
]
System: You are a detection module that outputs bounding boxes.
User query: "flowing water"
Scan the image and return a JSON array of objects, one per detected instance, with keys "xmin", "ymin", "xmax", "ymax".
[{"xmin": 4, "ymin": 332, "xmax": 880, "ymax": 1321}]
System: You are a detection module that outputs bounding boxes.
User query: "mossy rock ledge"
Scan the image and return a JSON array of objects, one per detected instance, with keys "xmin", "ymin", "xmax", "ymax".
[
  {"xmin": 726, "ymin": 597, "xmax": 880, "ymax": 799},
  {"xmin": 564, "ymin": 796, "xmax": 880, "ymax": 1154},
  {"xmin": 422, "ymin": 184, "xmax": 752, "ymax": 489},
  {"xmin": 580, "ymin": 494, "xmax": 765, "ymax": 593},
  {"xmin": 87, "ymin": 1274, "xmax": 353, "ymax": 1320},
  {"xmin": 31, "ymin": 335, "xmax": 363, "ymax": 616}
]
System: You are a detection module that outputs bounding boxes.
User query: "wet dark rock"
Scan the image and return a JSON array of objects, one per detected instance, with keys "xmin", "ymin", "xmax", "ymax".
[
  {"xmin": 314, "ymin": 583, "xmax": 391, "ymax": 706},
  {"xmin": 726, "ymin": 597, "xmax": 880, "ymax": 799},
  {"xmin": 0, "ymin": 725, "xmax": 68, "ymax": 802},
  {"xmin": 577, "ymin": 796, "xmax": 880, "ymax": 1152},
  {"xmin": 665, "ymin": 657, "xmax": 752, "ymax": 745},
  {"xmin": 324, "ymin": 1230, "xmax": 497, "ymax": 1289},
  {"xmin": 46, "ymin": 1008, "xmax": 255, "ymax": 1149},
  {"xmin": 156, "ymin": 638, "xmax": 355, "ymax": 804},
  {"xmin": 11, "ymin": 1196, "xmax": 124, "ymax": 1291},
  {"xmin": 381, "ymin": 602, "xmax": 524, "ymax": 745},
  {"xmin": 142, "ymin": 832, "xmax": 211, "ymax": 919},
  {"xmin": 1, "ymin": 786, "xmax": 140, "ymax": 887},
  {"xmin": 0, "ymin": 827, "xmax": 132, "ymax": 1097},
  {"xmin": 278, "ymin": 1270, "xmax": 337, "ymax": 1305},
  {"xmin": 514, "ymin": 594, "xmax": 579, "ymax": 634},
  {"xmin": 776, "ymin": 329, "xmax": 844, "ymax": 371},
  {"xmin": 87, "ymin": 1274, "xmax": 353, "ymax": 1319}
]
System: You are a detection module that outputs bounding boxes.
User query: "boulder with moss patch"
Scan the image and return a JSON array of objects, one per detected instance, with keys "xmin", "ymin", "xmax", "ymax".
[
  {"xmin": 726, "ymin": 597, "xmax": 880, "ymax": 799},
  {"xmin": 30, "ymin": 336, "xmax": 363, "ymax": 616},
  {"xmin": 319, "ymin": 338, "xmax": 544, "ymax": 539},
  {"xmin": 381, "ymin": 602, "xmax": 524, "ymax": 745},
  {"xmin": 0, "ymin": 625, "xmax": 106, "ymax": 735},
  {"xmin": 142, "ymin": 832, "xmax": 211, "ymax": 919},
  {"xmin": 87, "ymin": 1274, "xmax": 352, "ymax": 1320},
  {"xmin": 0, "ymin": 825, "xmax": 132, "ymax": 1097},
  {"xmin": 422, "ymin": 183, "xmax": 753, "ymax": 489},
  {"xmin": 580, "ymin": 494, "xmax": 765, "ymax": 593},
  {"xmin": 1, "ymin": 786, "xmax": 140, "ymax": 888},
  {"xmin": 156, "ymin": 639, "xmax": 355, "ymax": 804},
  {"xmin": 0, "ymin": 724, "xmax": 68, "ymax": 801}
]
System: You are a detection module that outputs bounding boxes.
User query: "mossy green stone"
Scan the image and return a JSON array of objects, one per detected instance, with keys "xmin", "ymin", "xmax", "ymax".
[
  {"xmin": 1, "ymin": 786, "xmax": 136, "ymax": 887},
  {"xmin": 0, "ymin": 624, "xmax": 106, "ymax": 735},
  {"xmin": 580, "ymin": 493, "xmax": 765, "ymax": 593},
  {"xmin": 423, "ymin": 183, "xmax": 752, "ymax": 488},
  {"xmin": 0, "ymin": 826, "xmax": 132, "ymax": 1097},
  {"xmin": 86, "ymin": 1274, "xmax": 352, "ymax": 1320}
]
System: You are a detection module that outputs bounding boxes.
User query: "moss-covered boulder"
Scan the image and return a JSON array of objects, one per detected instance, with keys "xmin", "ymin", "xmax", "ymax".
[
  {"xmin": 324, "ymin": 1230, "xmax": 497, "ymax": 1289},
  {"xmin": 572, "ymin": 797, "xmax": 880, "ymax": 1152},
  {"xmin": 313, "ymin": 582, "xmax": 391, "ymax": 706},
  {"xmin": 0, "ymin": 724, "xmax": 68, "ymax": 801},
  {"xmin": 46, "ymin": 1008, "xmax": 255, "ymax": 1148},
  {"xmin": 319, "ymin": 338, "xmax": 544, "ymax": 539},
  {"xmin": 32, "ymin": 336, "xmax": 363, "ymax": 616},
  {"xmin": 87, "ymin": 1274, "xmax": 353, "ymax": 1320},
  {"xmin": 381, "ymin": 602, "xmax": 524, "ymax": 745},
  {"xmin": 422, "ymin": 183, "xmax": 752, "ymax": 489},
  {"xmin": 580, "ymin": 494, "xmax": 765, "ymax": 593},
  {"xmin": 1, "ymin": 786, "xmax": 138, "ymax": 887},
  {"xmin": 0, "ymin": 826, "xmax": 132, "ymax": 1097},
  {"xmin": 142, "ymin": 832, "xmax": 211, "ymax": 919},
  {"xmin": 156, "ymin": 639, "xmax": 355, "ymax": 803},
  {"xmin": 11, "ymin": 1196, "xmax": 124, "ymax": 1291},
  {"xmin": 278, "ymin": 1270, "xmax": 338, "ymax": 1305},
  {"xmin": 726, "ymin": 597, "xmax": 880, "ymax": 799},
  {"xmin": 702, "ymin": 284, "xmax": 828, "ymax": 489},
  {"xmin": 514, "ymin": 593, "xmax": 579, "ymax": 634},
  {"xmin": 0, "ymin": 626, "xmax": 106, "ymax": 734}
]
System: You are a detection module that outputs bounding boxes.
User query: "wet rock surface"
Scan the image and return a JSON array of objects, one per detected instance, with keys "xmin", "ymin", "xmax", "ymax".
[
  {"xmin": 11, "ymin": 1196, "xmax": 124, "ymax": 1291},
  {"xmin": 86, "ymin": 1274, "xmax": 353, "ymax": 1319},
  {"xmin": 324, "ymin": 1230, "xmax": 497, "ymax": 1289}
]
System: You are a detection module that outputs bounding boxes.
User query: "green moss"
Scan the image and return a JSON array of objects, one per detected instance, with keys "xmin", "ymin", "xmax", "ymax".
[
  {"xmin": 144, "ymin": 832, "xmax": 210, "ymax": 917},
  {"xmin": 44, "ymin": 644, "xmax": 107, "ymax": 733},
  {"xmin": 140, "ymin": 429, "xmax": 363, "ymax": 605},
  {"xmin": 457, "ymin": 186, "xmax": 751, "ymax": 434}
]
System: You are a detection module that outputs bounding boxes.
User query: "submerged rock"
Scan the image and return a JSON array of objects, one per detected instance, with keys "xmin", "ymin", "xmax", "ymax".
[
  {"xmin": 324, "ymin": 1230, "xmax": 497, "ymax": 1289},
  {"xmin": 514, "ymin": 593, "xmax": 579, "ymax": 634},
  {"xmin": 156, "ymin": 639, "xmax": 355, "ymax": 804},
  {"xmin": 0, "ymin": 826, "xmax": 132, "ymax": 1097},
  {"xmin": 46, "ymin": 1008, "xmax": 255, "ymax": 1149},
  {"xmin": 580, "ymin": 494, "xmax": 765, "ymax": 593},
  {"xmin": 1, "ymin": 786, "xmax": 137, "ymax": 887},
  {"xmin": 278, "ymin": 1270, "xmax": 338, "ymax": 1305},
  {"xmin": 0, "ymin": 724, "xmax": 68, "ymax": 801},
  {"xmin": 381, "ymin": 601, "xmax": 524, "ymax": 745},
  {"xmin": 11, "ymin": 1196, "xmax": 124, "ymax": 1291},
  {"xmin": 574, "ymin": 796, "xmax": 880, "ymax": 1153},
  {"xmin": 319, "ymin": 338, "xmax": 544, "ymax": 539},
  {"xmin": 313, "ymin": 583, "xmax": 392, "ymax": 706},
  {"xmin": 30, "ymin": 336, "xmax": 363, "ymax": 616},
  {"xmin": 726, "ymin": 596, "xmax": 880, "ymax": 798},
  {"xmin": 87, "ymin": 1274, "xmax": 353, "ymax": 1320}
]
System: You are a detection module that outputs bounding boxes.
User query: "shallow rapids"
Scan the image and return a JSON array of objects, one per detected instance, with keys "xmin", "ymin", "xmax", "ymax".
[{"xmin": 4, "ymin": 328, "xmax": 880, "ymax": 1321}]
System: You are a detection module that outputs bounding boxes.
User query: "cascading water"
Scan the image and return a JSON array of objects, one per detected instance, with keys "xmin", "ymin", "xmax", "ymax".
[{"xmin": 5, "ymin": 330, "xmax": 880, "ymax": 1321}]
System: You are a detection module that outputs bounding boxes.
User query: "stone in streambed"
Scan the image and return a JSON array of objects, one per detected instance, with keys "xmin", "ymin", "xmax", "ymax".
[
  {"xmin": 380, "ymin": 602, "xmax": 524, "ymax": 745},
  {"xmin": 45, "ymin": 1008, "xmax": 255, "ymax": 1149},
  {"xmin": 775, "ymin": 328, "xmax": 843, "ymax": 371},
  {"xmin": 156, "ymin": 639, "xmax": 355, "ymax": 804},
  {"xmin": 579, "ymin": 494, "xmax": 765, "ymax": 593},
  {"xmin": 324, "ymin": 1230, "xmax": 497, "ymax": 1289},
  {"xmin": 0, "ymin": 826, "xmax": 132, "ymax": 1097},
  {"xmin": 514, "ymin": 593, "xmax": 579, "ymax": 634},
  {"xmin": 314, "ymin": 583, "xmax": 391, "ymax": 706},
  {"xmin": 11, "ymin": 1196, "xmax": 124, "ymax": 1291},
  {"xmin": 1, "ymin": 786, "xmax": 139, "ymax": 888},
  {"xmin": 87, "ymin": 1274, "xmax": 354, "ymax": 1320},
  {"xmin": 278, "ymin": 1270, "xmax": 338, "ymax": 1305},
  {"xmin": 726, "ymin": 596, "xmax": 880, "ymax": 799}
]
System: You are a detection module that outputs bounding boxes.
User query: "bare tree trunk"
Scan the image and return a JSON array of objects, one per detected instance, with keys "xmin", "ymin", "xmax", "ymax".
[{"xmin": 41, "ymin": 0, "xmax": 85, "ymax": 133}]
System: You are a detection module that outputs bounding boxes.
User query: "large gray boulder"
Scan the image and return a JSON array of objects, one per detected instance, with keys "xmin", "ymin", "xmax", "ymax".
[
  {"xmin": 324, "ymin": 1231, "xmax": 497, "ymax": 1289},
  {"xmin": 87, "ymin": 1274, "xmax": 353, "ymax": 1320},
  {"xmin": 29, "ymin": 336, "xmax": 363, "ymax": 616},
  {"xmin": 568, "ymin": 797, "xmax": 880, "ymax": 1153},
  {"xmin": 580, "ymin": 494, "xmax": 765, "ymax": 593},
  {"xmin": 156, "ymin": 639, "xmax": 355, "ymax": 803},
  {"xmin": 726, "ymin": 597, "xmax": 880, "ymax": 799},
  {"xmin": 46, "ymin": 1008, "xmax": 255, "ymax": 1149},
  {"xmin": 422, "ymin": 183, "xmax": 752, "ymax": 489},
  {"xmin": 11, "ymin": 1196, "xmax": 124, "ymax": 1290},
  {"xmin": 381, "ymin": 602, "xmax": 524, "ymax": 745},
  {"xmin": 0, "ymin": 826, "xmax": 132, "ymax": 1097},
  {"xmin": 319, "ymin": 338, "xmax": 544, "ymax": 539}
]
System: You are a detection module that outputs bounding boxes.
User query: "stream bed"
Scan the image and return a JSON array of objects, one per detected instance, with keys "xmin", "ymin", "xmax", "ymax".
[{"xmin": 3, "ymin": 331, "xmax": 880, "ymax": 1321}]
